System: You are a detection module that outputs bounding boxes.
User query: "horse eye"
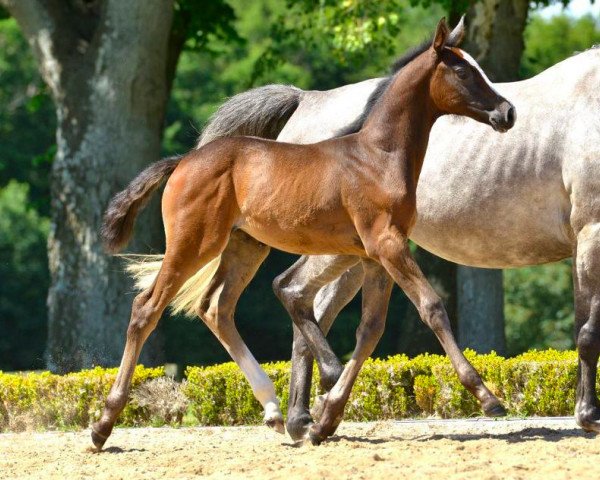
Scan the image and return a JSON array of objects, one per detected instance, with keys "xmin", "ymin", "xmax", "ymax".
[{"xmin": 455, "ymin": 68, "xmax": 469, "ymax": 80}]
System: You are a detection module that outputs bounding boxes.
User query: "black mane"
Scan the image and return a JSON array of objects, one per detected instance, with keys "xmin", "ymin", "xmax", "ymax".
[{"xmin": 335, "ymin": 39, "xmax": 433, "ymax": 137}]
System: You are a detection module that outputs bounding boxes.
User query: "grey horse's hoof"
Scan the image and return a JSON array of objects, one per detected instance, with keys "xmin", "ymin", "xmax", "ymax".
[
  {"xmin": 286, "ymin": 410, "xmax": 313, "ymax": 441},
  {"xmin": 483, "ymin": 402, "xmax": 507, "ymax": 417},
  {"xmin": 576, "ymin": 404, "xmax": 600, "ymax": 433},
  {"xmin": 265, "ymin": 417, "xmax": 286, "ymax": 435}
]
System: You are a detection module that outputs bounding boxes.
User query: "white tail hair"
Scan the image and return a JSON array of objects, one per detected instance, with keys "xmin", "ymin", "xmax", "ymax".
[{"xmin": 121, "ymin": 254, "xmax": 222, "ymax": 317}]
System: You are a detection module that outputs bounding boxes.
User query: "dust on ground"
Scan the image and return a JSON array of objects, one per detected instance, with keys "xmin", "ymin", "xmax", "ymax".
[{"xmin": 1, "ymin": 418, "xmax": 598, "ymax": 479}]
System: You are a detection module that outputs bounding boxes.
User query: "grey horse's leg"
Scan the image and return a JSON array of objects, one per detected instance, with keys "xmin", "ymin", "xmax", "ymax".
[
  {"xmin": 573, "ymin": 225, "xmax": 600, "ymax": 432},
  {"xmin": 195, "ymin": 229, "xmax": 287, "ymax": 432},
  {"xmin": 308, "ymin": 260, "xmax": 393, "ymax": 444},
  {"xmin": 273, "ymin": 255, "xmax": 362, "ymax": 391},
  {"xmin": 283, "ymin": 260, "xmax": 364, "ymax": 440}
]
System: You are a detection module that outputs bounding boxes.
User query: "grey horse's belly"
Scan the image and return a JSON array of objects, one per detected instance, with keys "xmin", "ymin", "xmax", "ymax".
[{"xmin": 410, "ymin": 195, "xmax": 572, "ymax": 268}]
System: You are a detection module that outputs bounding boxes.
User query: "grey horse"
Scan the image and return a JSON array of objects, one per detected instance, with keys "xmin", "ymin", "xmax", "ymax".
[{"xmin": 131, "ymin": 41, "xmax": 600, "ymax": 440}]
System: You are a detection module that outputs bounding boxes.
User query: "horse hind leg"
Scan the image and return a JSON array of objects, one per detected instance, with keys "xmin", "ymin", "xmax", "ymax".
[
  {"xmin": 573, "ymin": 224, "xmax": 600, "ymax": 432},
  {"xmin": 272, "ymin": 255, "xmax": 362, "ymax": 439},
  {"xmin": 196, "ymin": 230, "xmax": 286, "ymax": 433},
  {"xmin": 285, "ymin": 262, "xmax": 364, "ymax": 441},
  {"xmin": 91, "ymin": 219, "xmax": 232, "ymax": 450}
]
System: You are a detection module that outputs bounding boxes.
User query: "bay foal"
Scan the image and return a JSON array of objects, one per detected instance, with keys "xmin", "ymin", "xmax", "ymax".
[{"xmin": 93, "ymin": 18, "xmax": 515, "ymax": 449}]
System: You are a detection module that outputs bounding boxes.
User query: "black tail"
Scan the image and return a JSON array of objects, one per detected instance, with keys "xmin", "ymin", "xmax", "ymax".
[{"xmin": 101, "ymin": 156, "xmax": 182, "ymax": 253}]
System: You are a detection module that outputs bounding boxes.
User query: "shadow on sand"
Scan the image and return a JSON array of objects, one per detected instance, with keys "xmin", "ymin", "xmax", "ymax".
[{"xmin": 283, "ymin": 427, "xmax": 597, "ymax": 447}]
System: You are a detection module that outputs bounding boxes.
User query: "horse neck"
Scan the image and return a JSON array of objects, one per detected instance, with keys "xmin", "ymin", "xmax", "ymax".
[{"xmin": 358, "ymin": 52, "xmax": 439, "ymax": 182}]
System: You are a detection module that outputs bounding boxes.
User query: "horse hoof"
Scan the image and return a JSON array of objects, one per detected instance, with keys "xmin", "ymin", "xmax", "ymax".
[
  {"xmin": 307, "ymin": 424, "xmax": 326, "ymax": 446},
  {"xmin": 91, "ymin": 427, "xmax": 108, "ymax": 451},
  {"xmin": 265, "ymin": 417, "xmax": 286, "ymax": 435},
  {"xmin": 286, "ymin": 411, "xmax": 313, "ymax": 441},
  {"xmin": 483, "ymin": 402, "xmax": 507, "ymax": 417},
  {"xmin": 576, "ymin": 405, "xmax": 600, "ymax": 433},
  {"xmin": 310, "ymin": 394, "xmax": 327, "ymax": 422}
]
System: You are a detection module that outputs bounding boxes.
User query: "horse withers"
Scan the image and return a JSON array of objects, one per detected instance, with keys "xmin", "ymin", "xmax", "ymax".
[{"xmin": 92, "ymin": 18, "xmax": 514, "ymax": 449}]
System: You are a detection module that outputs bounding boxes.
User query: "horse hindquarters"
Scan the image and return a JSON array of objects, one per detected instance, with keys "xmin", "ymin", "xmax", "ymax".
[
  {"xmin": 93, "ymin": 154, "xmax": 239, "ymax": 449},
  {"xmin": 573, "ymin": 224, "xmax": 600, "ymax": 431}
]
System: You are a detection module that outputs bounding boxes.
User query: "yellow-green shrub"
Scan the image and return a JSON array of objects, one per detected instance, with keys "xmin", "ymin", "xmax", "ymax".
[
  {"xmin": 1, "ymin": 350, "xmax": 593, "ymax": 432},
  {"xmin": 502, "ymin": 349, "xmax": 579, "ymax": 416},
  {"xmin": 184, "ymin": 361, "xmax": 295, "ymax": 425},
  {"xmin": 0, "ymin": 365, "xmax": 164, "ymax": 431},
  {"xmin": 184, "ymin": 349, "xmax": 590, "ymax": 425}
]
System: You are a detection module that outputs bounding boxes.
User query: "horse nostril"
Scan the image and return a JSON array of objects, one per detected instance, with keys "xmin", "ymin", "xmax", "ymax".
[{"xmin": 506, "ymin": 106, "xmax": 516, "ymax": 125}]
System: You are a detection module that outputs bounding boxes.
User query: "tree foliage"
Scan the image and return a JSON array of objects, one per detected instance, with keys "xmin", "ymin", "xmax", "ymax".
[
  {"xmin": 504, "ymin": 261, "xmax": 574, "ymax": 356},
  {"xmin": 521, "ymin": 13, "xmax": 600, "ymax": 78},
  {"xmin": 0, "ymin": 182, "xmax": 49, "ymax": 371}
]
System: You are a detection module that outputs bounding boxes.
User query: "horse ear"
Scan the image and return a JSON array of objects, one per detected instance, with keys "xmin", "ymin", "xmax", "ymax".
[
  {"xmin": 447, "ymin": 15, "xmax": 466, "ymax": 47},
  {"xmin": 433, "ymin": 17, "xmax": 450, "ymax": 54}
]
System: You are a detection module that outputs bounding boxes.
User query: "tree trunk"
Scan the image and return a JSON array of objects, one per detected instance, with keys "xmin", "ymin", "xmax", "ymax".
[
  {"xmin": 457, "ymin": 267, "xmax": 506, "ymax": 354},
  {"xmin": 2, "ymin": 0, "xmax": 174, "ymax": 371},
  {"xmin": 462, "ymin": 0, "xmax": 530, "ymax": 82},
  {"xmin": 449, "ymin": 0, "xmax": 529, "ymax": 354}
]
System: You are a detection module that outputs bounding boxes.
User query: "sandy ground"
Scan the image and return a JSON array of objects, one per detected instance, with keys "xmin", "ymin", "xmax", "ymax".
[{"xmin": 1, "ymin": 418, "xmax": 599, "ymax": 480}]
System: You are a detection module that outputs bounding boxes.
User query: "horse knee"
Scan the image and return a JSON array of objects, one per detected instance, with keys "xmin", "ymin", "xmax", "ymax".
[{"xmin": 273, "ymin": 273, "xmax": 309, "ymax": 318}]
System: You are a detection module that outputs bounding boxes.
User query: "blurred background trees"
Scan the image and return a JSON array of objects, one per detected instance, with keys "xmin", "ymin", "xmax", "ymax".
[{"xmin": 0, "ymin": 0, "xmax": 598, "ymax": 371}]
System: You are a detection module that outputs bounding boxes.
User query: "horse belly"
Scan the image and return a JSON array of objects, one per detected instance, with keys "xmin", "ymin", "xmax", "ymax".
[
  {"xmin": 410, "ymin": 178, "xmax": 573, "ymax": 268},
  {"xmin": 238, "ymin": 220, "xmax": 364, "ymax": 256}
]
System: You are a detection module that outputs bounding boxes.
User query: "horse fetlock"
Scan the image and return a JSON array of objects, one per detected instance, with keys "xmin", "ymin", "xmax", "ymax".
[
  {"xmin": 263, "ymin": 402, "xmax": 285, "ymax": 435},
  {"xmin": 575, "ymin": 401, "xmax": 600, "ymax": 433},
  {"xmin": 286, "ymin": 409, "xmax": 314, "ymax": 441}
]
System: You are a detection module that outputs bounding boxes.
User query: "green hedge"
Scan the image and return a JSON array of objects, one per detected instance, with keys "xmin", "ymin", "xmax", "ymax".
[
  {"xmin": 0, "ymin": 350, "xmax": 594, "ymax": 432},
  {"xmin": 0, "ymin": 366, "xmax": 164, "ymax": 431},
  {"xmin": 185, "ymin": 349, "xmax": 589, "ymax": 425}
]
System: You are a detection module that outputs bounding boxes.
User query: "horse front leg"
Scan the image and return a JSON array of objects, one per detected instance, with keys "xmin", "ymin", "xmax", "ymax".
[
  {"xmin": 197, "ymin": 230, "xmax": 285, "ymax": 432},
  {"xmin": 374, "ymin": 230, "xmax": 506, "ymax": 417},
  {"xmin": 282, "ymin": 258, "xmax": 364, "ymax": 440},
  {"xmin": 573, "ymin": 225, "xmax": 600, "ymax": 432},
  {"xmin": 308, "ymin": 260, "xmax": 393, "ymax": 444}
]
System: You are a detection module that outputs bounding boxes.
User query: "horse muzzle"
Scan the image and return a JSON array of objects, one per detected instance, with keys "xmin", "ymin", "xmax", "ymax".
[{"xmin": 489, "ymin": 101, "xmax": 516, "ymax": 133}]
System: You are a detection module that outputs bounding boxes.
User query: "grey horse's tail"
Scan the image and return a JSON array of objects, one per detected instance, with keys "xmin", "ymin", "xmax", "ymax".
[{"xmin": 196, "ymin": 84, "xmax": 304, "ymax": 147}]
